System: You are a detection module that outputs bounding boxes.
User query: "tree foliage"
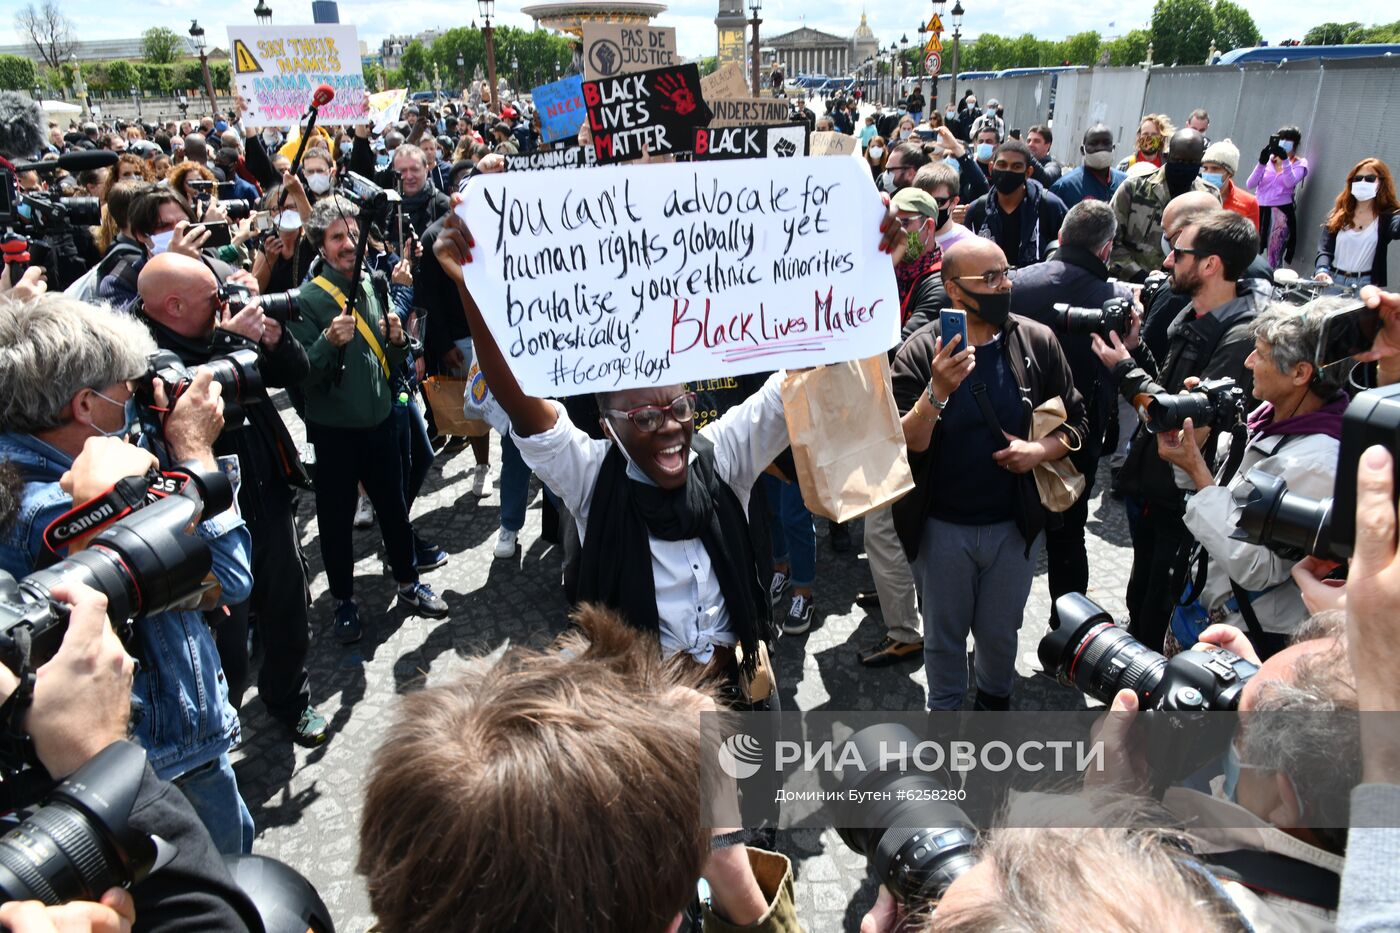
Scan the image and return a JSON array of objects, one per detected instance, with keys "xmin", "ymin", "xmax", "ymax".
[
  {"xmin": 141, "ymin": 27, "xmax": 183, "ymax": 65},
  {"xmin": 424, "ymin": 25, "xmax": 573, "ymax": 95},
  {"xmin": 399, "ymin": 39, "xmax": 431, "ymax": 89},
  {"xmin": 1150, "ymin": 0, "xmax": 1216, "ymax": 65},
  {"xmin": 1302, "ymin": 20, "xmax": 1400, "ymax": 44},
  {"xmin": 1212, "ymin": 0, "xmax": 1261, "ymax": 52},
  {"xmin": 15, "ymin": 0, "xmax": 76, "ymax": 70},
  {"xmin": 0, "ymin": 54, "xmax": 37, "ymax": 90}
]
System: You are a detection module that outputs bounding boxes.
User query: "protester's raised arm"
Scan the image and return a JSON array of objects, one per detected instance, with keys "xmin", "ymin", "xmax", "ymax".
[{"xmin": 433, "ymin": 197, "xmax": 556, "ymax": 437}]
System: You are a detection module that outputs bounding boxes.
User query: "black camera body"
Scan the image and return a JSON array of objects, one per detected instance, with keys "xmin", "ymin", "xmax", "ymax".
[
  {"xmin": 222, "ymin": 280, "xmax": 301, "ymax": 324},
  {"xmin": 135, "ymin": 348, "xmax": 264, "ymax": 432},
  {"xmin": 1137, "ymin": 377, "xmax": 1246, "ymax": 434},
  {"xmin": 1039, "ymin": 594, "xmax": 1258, "ymax": 711},
  {"xmin": 1233, "ymin": 384, "xmax": 1400, "ymax": 561},
  {"xmin": 1053, "ymin": 297, "xmax": 1133, "ymax": 340}
]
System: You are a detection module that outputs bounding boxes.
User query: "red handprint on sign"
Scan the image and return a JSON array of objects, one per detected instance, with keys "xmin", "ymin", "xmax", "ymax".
[{"xmin": 654, "ymin": 71, "xmax": 698, "ymax": 116}]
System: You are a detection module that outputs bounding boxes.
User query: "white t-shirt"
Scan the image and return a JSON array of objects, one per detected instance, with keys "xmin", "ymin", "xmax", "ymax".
[
  {"xmin": 1334, "ymin": 218, "xmax": 1379, "ymax": 274},
  {"xmin": 937, "ymin": 220, "xmax": 976, "ymax": 252}
]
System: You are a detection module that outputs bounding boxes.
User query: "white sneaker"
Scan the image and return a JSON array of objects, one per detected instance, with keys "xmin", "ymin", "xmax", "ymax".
[
  {"xmin": 353, "ymin": 495, "xmax": 374, "ymax": 529},
  {"xmin": 470, "ymin": 464, "xmax": 491, "ymax": 498},
  {"xmin": 493, "ymin": 528, "xmax": 518, "ymax": 559}
]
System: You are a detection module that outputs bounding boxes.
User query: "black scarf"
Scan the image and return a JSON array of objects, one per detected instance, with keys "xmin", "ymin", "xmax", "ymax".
[{"xmin": 578, "ymin": 433, "xmax": 770, "ymax": 660}]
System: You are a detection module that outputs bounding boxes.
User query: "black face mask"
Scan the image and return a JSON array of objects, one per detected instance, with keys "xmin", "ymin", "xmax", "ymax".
[
  {"xmin": 1164, "ymin": 161, "xmax": 1201, "ymax": 197},
  {"xmin": 991, "ymin": 169, "xmax": 1026, "ymax": 195},
  {"xmin": 937, "ymin": 205, "xmax": 952, "ymax": 229},
  {"xmin": 963, "ymin": 285, "xmax": 1011, "ymax": 328}
]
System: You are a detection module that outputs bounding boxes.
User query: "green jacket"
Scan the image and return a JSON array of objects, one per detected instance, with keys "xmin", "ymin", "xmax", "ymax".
[
  {"xmin": 1109, "ymin": 166, "xmax": 1214, "ymax": 282},
  {"xmin": 702, "ymin": 848, "xmax": 800, "ymax": 933},
  {"xmin": 288, "ymin": 263, "xmax": 408, "ymax": 430}
]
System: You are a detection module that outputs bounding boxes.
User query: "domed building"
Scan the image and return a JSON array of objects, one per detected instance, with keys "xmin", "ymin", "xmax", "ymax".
[{"xmin": 759, "ymin": 12, "xmax": 883, "ymax": 78}]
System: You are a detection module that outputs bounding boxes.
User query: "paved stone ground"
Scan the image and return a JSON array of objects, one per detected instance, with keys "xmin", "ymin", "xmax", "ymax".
[{"xmin": 235, "ymin": 397, "xmax": 1134, "ymax": 932}]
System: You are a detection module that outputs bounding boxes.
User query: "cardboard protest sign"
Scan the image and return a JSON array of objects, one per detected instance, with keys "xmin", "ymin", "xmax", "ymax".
[
  {"xmin": 693, "ymin": 124, "xmax": 808, "ymax": 160},
  {"xmin": 367, "ymin": 88, "xmax": 407, "ymax": 134},
  {"xmin": 809, "ymin": 131, "xmax": 858, "ymax": 157},
  {"xmin": 582, "ymin": 24, "xmax": 678, "ymax": 80},
  {"xmin": 228, "ymin": 25, "xmax": 368, "ymax": 127},
  {"xmin": 506, "ymin": 146, "xmax": 598, "ymax": 172},
  {"xmin": 583, "ymin": 64, "xmax": 712, "ymax": 164},
  {"xmin": 456, "ymin": 156, "xmax": 898, "ymax": 396},
  {"xmin": 708, "ymin": 97, "xmax": 795, "ymax": 128},
  {"xmin": 532, "ymin": 75, "xmax": 587, "ymax": 144},
  {"xmin": 700, "ymin": 61, "xmax": 749, "ymax": 101}
]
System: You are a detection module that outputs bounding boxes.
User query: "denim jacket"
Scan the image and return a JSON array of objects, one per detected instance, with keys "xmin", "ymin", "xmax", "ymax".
[{"xmin": 0, "ymin": 432, "xmax": 252, "ymax": 780}]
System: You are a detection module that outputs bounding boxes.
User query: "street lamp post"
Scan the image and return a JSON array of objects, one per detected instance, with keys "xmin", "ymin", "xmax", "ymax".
[
  {"xmin": 31, "ymin": 84, "xmax": 43, "ymax": 105},
  {"xmin": 253, "ymin": 0, "xmax": 272, "ymax": 24},
  {"xmin": 130, "ymin": 85, "xmax": 141, "ymax": 120},
  {"xmin": 479, "ymin": 0, "xmax": 498, "ymax": 113},
  {"xmin": 190, "ymin": 21, "xmax": 219, "ymax": 117},
  {"xmin": 178, "ymin": 93, "xmax": 188, "ymax": 119},
  {"xmin": 950, "ymin": 0, "xmax": 964, "ymax": 114},
  {"xmin": 899, "ymin": 34, "xmax": 909, "ymax": 106},
  {"xmin": 457, "ymin": 53, "xmax": 466, "ymax": 93},
  {"xmin": 748, "ymin": 0, "xmax": 762, "ymax": 99},
  {"xmin": 72, "ymin": 53, "xmax": 89, "ymax": 119},
  {"xmin": 930, "ymin": 0, "xmax": 946, "ymax": 112}
]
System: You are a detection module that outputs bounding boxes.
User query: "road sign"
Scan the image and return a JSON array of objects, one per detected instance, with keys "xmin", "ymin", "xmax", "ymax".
[
  {"xmin": 925, "ymin": 34, "xmax": 944, "ymax": 54},
  {"xmin": 925, "ymin": 51, "xmax": 942, "ymax": 75},
  {"xmin": 232, "ymin": 38, "xmax": 263, "ymax": 74},
  {"xmin": 926, "ymin": 14, "xmax": 944, "ymax": 33}
]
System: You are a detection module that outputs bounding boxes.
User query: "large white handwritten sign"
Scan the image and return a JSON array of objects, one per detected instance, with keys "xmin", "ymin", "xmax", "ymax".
[
  {"xmin": 457, "ymin": 157, "xmax": 899, "ymax": 396},
  {"xmin": 228, "ymin": 24, "xmax": 368, "ymax": 127}
]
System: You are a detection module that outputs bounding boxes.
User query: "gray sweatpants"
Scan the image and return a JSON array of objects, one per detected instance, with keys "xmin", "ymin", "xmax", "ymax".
[
  {"xmin": 914, "ymin": 518, "xmax": 1043, "ymax": 710},
  {"xmin": 863, "ymin": 503, "xmax": 921, "ymax": 643}
]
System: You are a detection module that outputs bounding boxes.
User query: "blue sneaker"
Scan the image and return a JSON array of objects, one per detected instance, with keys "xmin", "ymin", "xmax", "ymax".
[
  {"xmin": 333, "ymin": 598, "xmax": 361, "ymax": 644},
  {"xmin": 398, "ymin": 582, "xmax": 449, "ymax": 619},
  {"xmin": 415, "ymin": 542, "xmax": 449, "ymax": 571}
]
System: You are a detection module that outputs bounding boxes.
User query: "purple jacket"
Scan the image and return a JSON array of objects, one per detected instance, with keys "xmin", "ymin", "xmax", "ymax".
[{"xmin": 1246, "ymin": 157, "xmax": 1309, "ymax": 208}]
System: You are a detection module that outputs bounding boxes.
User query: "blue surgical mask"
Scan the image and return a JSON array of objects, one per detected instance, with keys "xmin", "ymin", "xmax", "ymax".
[
  {"xmin": 1200, "ymin": 171, "xmax": 1225, "ymax": 190},
  {"xmin": 1279, "ymin": 139, "xmax": 1295, "ymax": 154},
  {"xmin": 149, "ymin": 230, "xmax": 175, "ymax": 255},
  {"xmin": 976, "ymin": 142, "xmax": 995, "ymax": 162},
  {"xmin": 90, "ymin": 389, "xmax": 139, "ymax": 439}
]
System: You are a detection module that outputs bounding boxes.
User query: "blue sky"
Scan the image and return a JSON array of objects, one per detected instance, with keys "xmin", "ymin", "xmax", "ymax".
[{"xmin": 4, "ymin": 0, "xmax": 1373, "ymax": 62}]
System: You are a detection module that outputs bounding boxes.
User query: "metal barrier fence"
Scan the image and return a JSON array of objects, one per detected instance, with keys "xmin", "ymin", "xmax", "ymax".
[{"xmin": 933, "ymin": 57, "xmax": 1400, "ymax": 274}]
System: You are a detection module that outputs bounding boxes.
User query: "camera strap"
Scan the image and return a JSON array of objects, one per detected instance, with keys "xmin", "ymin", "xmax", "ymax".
[{"xmin": 39, "ymin": 469, "xmax": 193, "ymax": 563}]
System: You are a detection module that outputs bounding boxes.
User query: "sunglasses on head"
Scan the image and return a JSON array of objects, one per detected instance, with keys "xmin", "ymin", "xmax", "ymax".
[{"xmin": 605, "ymin": 393, "xmax": 697, "ymax": 433}]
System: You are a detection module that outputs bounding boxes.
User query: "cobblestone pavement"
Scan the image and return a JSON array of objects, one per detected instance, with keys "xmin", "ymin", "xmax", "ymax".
[{"xmin": 236, "ymin": 399, "xmax": 1133, "ymax": 932}]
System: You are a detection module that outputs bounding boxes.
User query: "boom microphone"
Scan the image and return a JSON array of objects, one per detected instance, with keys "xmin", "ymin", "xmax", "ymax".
[
  {"xmin": 0, "ymin": 92, "xmax": 45, "ymax": 161},
  {"xmin": 14, "ymin": 150, "xmax": 120, "ymax": 174}
]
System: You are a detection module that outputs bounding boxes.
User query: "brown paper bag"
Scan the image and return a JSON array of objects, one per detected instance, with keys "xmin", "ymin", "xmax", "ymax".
[
  {"xmin": 780, "ymin": 356, "xmax": 915, "ymax": 522},
  {"xmin": 422, "ymin": 375, "xmax": 490, "ymax": 438},
  {"xmin": 1029, "ymin": 397, "xmax": 1085, "ymax": 512}
]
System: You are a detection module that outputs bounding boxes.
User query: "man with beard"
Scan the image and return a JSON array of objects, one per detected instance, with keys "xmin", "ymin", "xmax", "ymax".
[
  {"xmin": 1109, "ymin": 128, "xmax": 1213, "ymax": 282},
  {"xmin": 1091, "ymin": 209, "xmax": 1266, "ymax": 652}
]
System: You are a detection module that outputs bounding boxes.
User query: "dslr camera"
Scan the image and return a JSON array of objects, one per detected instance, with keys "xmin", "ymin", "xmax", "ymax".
[
  {"xmin": 836, "ymin": 724, "xmax": 978, "ymax": 905},
  {"xmin": 1053, "ymin": 296, "xmax": 1133, "ymax": 340},
  {"xmin": 1039, "ymin": 594, "xmax": 1258, "ymax": 711},
  {"xmin": 134, "ymin": 348, "xmax": 264, "ymax": 433},
  {"xmin": 221, "ymin": 279, "xmax": 301, "ymax": 324},
  {"xmin": 1135, "ymin": 377, "xmax": 1246, "ymax": 434},
  {"xmin": 1233, "ymin": 384, "xmax": 1400, "ymax": 562}
]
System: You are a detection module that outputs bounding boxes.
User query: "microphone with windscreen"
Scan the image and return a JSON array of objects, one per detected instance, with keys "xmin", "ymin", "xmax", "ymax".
[{"xmin": 279, "ymin": 84, "xmax": 337, "ymax": 212}]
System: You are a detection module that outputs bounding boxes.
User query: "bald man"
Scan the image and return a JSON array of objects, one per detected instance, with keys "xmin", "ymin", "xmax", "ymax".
[
  {"xmin": 1110, "ymin": 128, "xmax": 1215, "ymax": 282},
  {"xmin": 890, "ymin": 238, "xmax": 1087, "ymax": 710},
  {"xmin": 135, "ymin": 254, "xmax": 329, "ymax": 747}
]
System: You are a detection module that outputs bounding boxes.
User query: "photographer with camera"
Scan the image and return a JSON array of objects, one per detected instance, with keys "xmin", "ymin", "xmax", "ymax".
[
  {"xmin": 0, "ymin": 294, "xmax": 255, "ymax": 855},
  {"xmin": 96, "ymin": 187, "xmax": 210, "ymax": 312},
  {"xmin": 1154, "ymin": 301, "xmax": 1349, "ymax": 656},
  {"xmin": 287, "ymin": 195, "xmax": 448, "ymax": 644},
  {"xmin": 1092, "ymin": 209, "xmax": 1268, "ymax": 652},
  {"xmin": 1009, "ymin": 200, "xmax": 1136, "ymax": 626},
  {"xmin": 134, "ymin": 253, "xmax": 327, "ymax": 746},
  {"xmin": 358, "ymin": 606, "xmax": 798, "ymax": 933}
]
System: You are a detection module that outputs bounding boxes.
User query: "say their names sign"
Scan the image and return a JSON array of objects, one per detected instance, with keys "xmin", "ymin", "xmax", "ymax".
[
  {"xmin": 693, "ymin": 124, "xmax": 808, "ymax": 160},
  {"xmin": 456, "ymin": 156, "xmax": 899, "ymax": 396},
  {"xmin": 228, "ymin": 25, "xmax": 368, "ymax": 127},
  {"xmin": 582, "ymin": 24, "xmax": 678, "ymax": 80},
  {"xmin": 583, "ymin": 64, "xmax": 712, "ymax": 164},
  {"xmin": 708, "ymin": 97, "xmax": 795, "ymax": 128}
]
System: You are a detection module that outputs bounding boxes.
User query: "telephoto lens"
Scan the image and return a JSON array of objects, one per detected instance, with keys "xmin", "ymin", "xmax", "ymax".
[
  {"xmin": 1230, "ymin": 469, "xmax": 1337, "ymax": 562},
  {"xmin": 1039, "ymin": 594, "xmax": 1257, "ymax": 711},
  {"xmin": 0, "ymin": 742, "xmax": 173, "ymax": 905},
  {"xmin": 1052, "ymin": 297, "xmax": 1132, "ymax": 339},
  {"xmin": 1138, "ymin": 377, "xmax": 1245, "ymax": 434},
  {"xmin": 836, "ymin": 724, "xmax": 978, "ymax": 905},
  {"xmin": 256, "ymin": 288, "xmax": 302, "ymax": 324}
]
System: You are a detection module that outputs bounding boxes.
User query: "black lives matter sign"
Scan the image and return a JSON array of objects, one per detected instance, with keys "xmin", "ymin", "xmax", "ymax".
[
  {"xmin": 693, "ymin": 124, "xmax": 809, "ymax": 160},
  {"xmin": 582, "ymin": 63, "xmax": 712, "ymax": 165}
]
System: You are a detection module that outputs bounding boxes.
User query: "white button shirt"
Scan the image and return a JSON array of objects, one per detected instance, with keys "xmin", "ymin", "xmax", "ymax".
[{"xmin": 512, "ymin": 373, "xmax": 790, "ymax": 663}]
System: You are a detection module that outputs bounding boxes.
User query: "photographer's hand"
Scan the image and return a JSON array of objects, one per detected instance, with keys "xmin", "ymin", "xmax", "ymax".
[
  {"xmin": 59, "ymin": 437, "xmax": 158, "ymax": 505},
  {"xmin": 1291, "ymin": 556, "xmax": 1346, "ymax": 615},
  {"xmin": 218, "ymin": 298, "xmax": 267, "ymax": 345},
  {"xmin": 1155, "ymin": 418, "xmax": 1213, "ymax": 490},
  {"xmin": 702, "ymin": 834, "xmax": 768, "ymax": 927},
  {"xmin": 0, "ymin": 888, "xmax": 135, "ymax": 933},
  {"xmin": 1195, "ymin": 624, "xmax": 1262, "ymax": 665},
  {"xmin": 1084, "ymin": 689, "xmax": 1149, "ymax": 794},
  {"xmin": 1091, "ymin": 330, "xmax": 1133, "ymax": 368},
  {"xmin": 1354, "ymin": 286, "xmax": 1400, "ymax": 387},
  {"xmin": 168, "ymin": 221, "xmax": 209, "ymax": 260},
  {"xmin": 158, "ymin": 370, "xmax": 224, "ymax": 470},
  {"xmin": 0, "ymin": 581, "xmax": 136, "ymax": 779},
  {"xmin": 1, "ymin": 265, "xmax": 48, "ymax": 301},
  {"xmin": 859, "ymin": 887, "xmax": 906, "ymax": 933}
]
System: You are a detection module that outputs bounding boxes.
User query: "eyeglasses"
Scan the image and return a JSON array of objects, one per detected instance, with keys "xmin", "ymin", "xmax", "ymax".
[
  {"xmin": 897, "ymin": 215, "xmax": 929, "ymax": 232},
  {"xmin": 1353, "ymin": 173, "xmax": 1379, "ymax": 183},
  {"xmin": 604, "ymin": 393, "xmax": 697, "ymax": 433},
  {"xmin": 1170, "ymin": 246, "xmax": 1210, "ymax": 260},
  {"xmin": 955, "ymin": 268, "xmax": 1010, "ymax": 287},
  {"xmin": 888, "ymin": 162, "xmax": 915, "ymax": 173}
]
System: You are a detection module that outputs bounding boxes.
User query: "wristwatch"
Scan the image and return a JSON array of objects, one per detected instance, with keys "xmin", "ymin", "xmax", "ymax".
[{"xmin": 925, "ymin": 385, "xmax": 948, "ymax": 410}]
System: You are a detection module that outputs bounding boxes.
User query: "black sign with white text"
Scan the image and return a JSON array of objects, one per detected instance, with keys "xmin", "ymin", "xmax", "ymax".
[
  {"xmin": 693, "ymin": 124, "xmax": 809, "ymax": 160},
  {"xmin": 582, "ymin": 63, "xmax": 713, "ymax": 164}
]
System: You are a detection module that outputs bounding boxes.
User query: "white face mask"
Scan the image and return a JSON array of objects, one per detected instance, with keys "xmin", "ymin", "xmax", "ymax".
[
  {"xmin": 276, "ymin": 209, "xmax": 302, "ymax": 232},
  {"xmin": 869, "ymin": 146, "xmax": 885, "ymax": 160},
  {"xmin": 1353, "ymin": 180, "xmax": 1379, "ymax": 202},
  {"xmin": 1083, "ymin": 150, "xmax": 1114, "ymax": 171},
  {"xmin": 149, "ymin": 230, "xmax": 175, "ymax": 254},
  {"xmin": 306, "ymin": 172, "xmax": 332, "ymax": 195}
]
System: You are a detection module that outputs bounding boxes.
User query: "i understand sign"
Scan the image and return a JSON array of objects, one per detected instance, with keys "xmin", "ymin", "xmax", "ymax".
[
  {"xmin": 228, "ymin": 24, "xmax": 368, "ymax": 127},
  {"xmin": 457, "ymin": 156, "xmax": 898, "ymax": 396}
]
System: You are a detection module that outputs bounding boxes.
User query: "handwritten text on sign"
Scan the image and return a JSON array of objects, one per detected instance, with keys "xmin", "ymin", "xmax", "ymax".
[
  {"xmin": 228, "ymin": 25, "xmax": 368, "ymax": 127},
  {"xmin": 457, "ymin": 157, "xmax": 899, "ymax": 396}
]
